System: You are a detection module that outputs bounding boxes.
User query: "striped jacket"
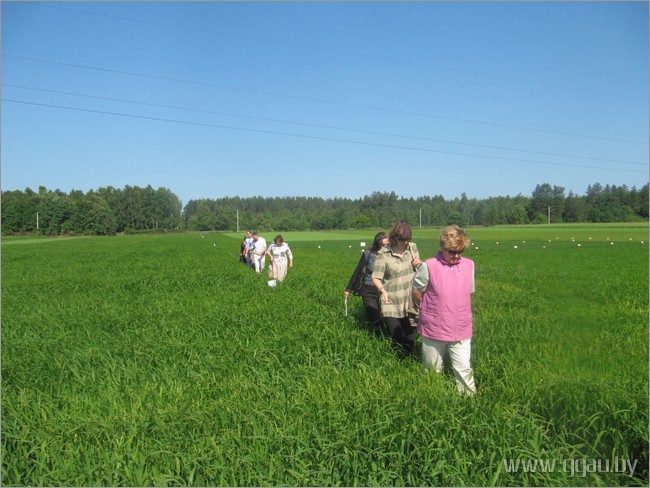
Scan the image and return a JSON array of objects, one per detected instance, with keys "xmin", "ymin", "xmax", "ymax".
[{"xmin": 372, "ymin": 242, "xmax": 419, "ymax": 318}]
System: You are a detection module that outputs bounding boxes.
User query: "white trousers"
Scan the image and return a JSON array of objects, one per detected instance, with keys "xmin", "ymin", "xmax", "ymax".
[
  {"xmin": 421, "ymin": 336, "xmax": 476, "ymax": 395},
  {"xmin": 253, "ymin": 253, "xmax": 266, "ymax": 273},
  {"xmin": 270, "ymin": 261, "xmax": 288, "ymax": 282}
]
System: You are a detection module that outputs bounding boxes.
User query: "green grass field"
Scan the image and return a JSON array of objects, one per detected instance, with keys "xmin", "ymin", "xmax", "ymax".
[{"xmin": 2, "ymin": 224, "xmax": 648, "ymax": 486}]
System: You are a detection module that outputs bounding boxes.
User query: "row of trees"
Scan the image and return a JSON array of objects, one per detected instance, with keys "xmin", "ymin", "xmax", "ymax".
[
  {"xmin": 1, "ymin": 185, "xmax": 182, "ymax": 235},
  {"xmin": 1, "ymin": 182, "xmax": 647, "ymax": 236},
  {"xmin": 183, "ymin": 183, "xmax": 648, "ymax": 231}
]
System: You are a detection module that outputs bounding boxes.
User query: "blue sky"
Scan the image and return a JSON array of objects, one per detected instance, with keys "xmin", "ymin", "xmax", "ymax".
[{"xmin": 2, "ymin": 1, "xmax": 648, "ymax": 206}]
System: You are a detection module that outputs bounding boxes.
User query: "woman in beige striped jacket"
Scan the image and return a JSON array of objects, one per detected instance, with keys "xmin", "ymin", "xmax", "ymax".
[{"xmin": 372, "ymin": 220, "xmax": 421, "ymax": 357}]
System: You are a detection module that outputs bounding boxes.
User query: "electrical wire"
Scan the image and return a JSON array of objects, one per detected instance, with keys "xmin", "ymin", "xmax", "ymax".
[
  {"xmin": 4, "ymin": 98, "xmax": 645, "ymax": 175},
  {"xmin": 6, "ymin": 54, "xmax": 647, "ymax": 146},
  {"xmin": 4, "ymin": 83, "xmax": 645, "ymax": 167},
  {"xmin": 24, "ymin": 1, "xmax": 649, "ymax": 102}
]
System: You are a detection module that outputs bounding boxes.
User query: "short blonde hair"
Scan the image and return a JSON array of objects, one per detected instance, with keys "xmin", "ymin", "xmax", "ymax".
[{"xmin": 439, "ymin": 225, "xmax": 470, "ymax": 252}]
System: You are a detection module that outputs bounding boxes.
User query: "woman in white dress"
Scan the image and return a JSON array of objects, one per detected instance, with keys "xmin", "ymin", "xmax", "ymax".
[{"xmin": 266, "ymin": 235, "xmax": 294, "ymax": 282}]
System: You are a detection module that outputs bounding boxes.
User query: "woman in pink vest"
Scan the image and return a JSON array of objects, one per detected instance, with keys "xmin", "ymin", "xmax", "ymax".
[{"xmin": 412, "ymin": 225, "xmax": 476, "ymax": 395}]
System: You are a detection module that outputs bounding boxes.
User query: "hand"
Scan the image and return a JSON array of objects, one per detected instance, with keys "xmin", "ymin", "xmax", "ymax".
[
  {"xmin": 344, "ymin": 290, "xmax": 350, "ymax": 298},
  {"xmin": 412, "ymin": 256, "xmax": 421, "ymax": 268},
  {"xmin": 412, "ymin": 288, "xmax": 423, "ymax": 307},
  {"xmin": 381, "ymin": 290, "xmax": 392, "ymax": 304}
]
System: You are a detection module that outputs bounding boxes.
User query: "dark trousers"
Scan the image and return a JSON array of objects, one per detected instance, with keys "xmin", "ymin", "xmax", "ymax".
[
  {"xmin": 360, "ymin": 284, "xmax": 382, "ymax": 330},
  {"xmin": 383, "ymin": 316, "xmax": 416, "ymax": 355}
]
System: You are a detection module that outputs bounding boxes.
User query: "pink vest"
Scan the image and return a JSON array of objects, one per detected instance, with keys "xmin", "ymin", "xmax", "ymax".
[{"xmin": 418, "ymin": 253, "xmax": 474, "ymax": 342}]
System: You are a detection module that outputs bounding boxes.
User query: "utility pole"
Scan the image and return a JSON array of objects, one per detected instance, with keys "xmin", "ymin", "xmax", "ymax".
[
  {"xmin": 36, "ymin": 212, "xmax": 39, "ymax": 231},
  {"xmin": 236, "ymin": 210, "xmax": 240, "ymax": 233},
  {"xmin": 548, "ymin": 206, "xmax": 551, "ymax": 224},
  {"xmin": 419, "ymin": 207, "xmax": 422, "ymax": 228}
]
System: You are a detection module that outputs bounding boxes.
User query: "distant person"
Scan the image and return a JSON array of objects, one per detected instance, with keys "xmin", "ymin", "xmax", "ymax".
[
  {"xmin": 251, "ymin": 231, "xmax": 267, "ymax": 273},
  {"xmin": 412, "ymin": 225, "xmax": 476, "ymax": 396},
  {"xmin": 344, "ymin": 232, "xmax": 389, "ymax": 335},
  {"xmin": 242, "ymin": 230, "xmax": 255, "ymax": 266},
  {"xmin": 372, "ymin": 220, "xmax": 421, "ymax": 356},
  {"xmin": 266, "ymin": 235, "xmax": 294, "ymax": 282}
]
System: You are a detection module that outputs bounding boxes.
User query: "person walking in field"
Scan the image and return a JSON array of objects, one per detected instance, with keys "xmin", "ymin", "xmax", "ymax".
[
  {"xmin": 251, "ymin": 231, "xmax": 267, "ymax": 274},
  {"xmin": 372, "ymin": 220, "xmax": 421, "ymax": 357},
  {"xmin": 240, "ymin": 238, "xmax": 247, "ymax": 264},
  {"xmin": 242, "ymin": 230, "xmax": 255, "ymax": 266},
  {"xmin": 266, "ymin": 235, "xmax": 294, "ymax": 282},
  {"xmin": 344, "ymin": 231, "xmax": 389, "ymax": 335},
  {"xmin": 412, "ymin": 225, "xmax": 477, "ymax": 396}
]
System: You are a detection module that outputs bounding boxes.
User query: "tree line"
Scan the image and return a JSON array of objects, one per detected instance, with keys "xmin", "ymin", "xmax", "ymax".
[
  {"xmin": 1, "ymin": 185, "xmax": 182, "ymax": 235},
  {"xmin": 1, "ymin": 182, "xmax": 647, "ymax": 236}
]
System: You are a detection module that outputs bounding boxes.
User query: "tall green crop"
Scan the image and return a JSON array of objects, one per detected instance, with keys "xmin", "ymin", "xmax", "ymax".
[{"xmin": 2, "ymin": 225, "xmax": 647, "ymax": 486}]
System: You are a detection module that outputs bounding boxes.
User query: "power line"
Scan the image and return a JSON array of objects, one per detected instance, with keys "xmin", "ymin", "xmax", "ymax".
[
  {"xmin": 25, "ymin": 1, "xmax": 648, "ymax": 102},
  {"xmin": 4, "ymin": 98, "xmax": 646, "ymax": 175},
  {"xmin": 6, "ymin": 54, "xmax": 647, "ymax": 146},
  {"xmin": 5, "ymin": 83, "xmax": 646, "ymax": 168}
]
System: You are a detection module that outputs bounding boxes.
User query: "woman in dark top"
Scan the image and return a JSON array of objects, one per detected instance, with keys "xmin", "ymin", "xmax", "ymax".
[{"xmin": 344, "ymin": 232, "xmax": 389, "ymax": 334}]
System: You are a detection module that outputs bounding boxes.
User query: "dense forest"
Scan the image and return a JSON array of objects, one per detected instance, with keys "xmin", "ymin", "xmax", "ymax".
[{"xmin": 1, "ymin": 182, "xmax": 648, "ymax": 236}]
